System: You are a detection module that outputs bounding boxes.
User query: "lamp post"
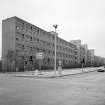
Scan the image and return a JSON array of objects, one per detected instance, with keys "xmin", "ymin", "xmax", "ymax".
[
  {"xmin": 53, "ymin": 24, "xmax": 58, "ymax": 75},
  {"xmin": 81, "ymin": 58, "xmax": 85, "ymax": 72}
]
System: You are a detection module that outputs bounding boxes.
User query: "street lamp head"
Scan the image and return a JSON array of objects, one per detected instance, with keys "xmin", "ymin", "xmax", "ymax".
[{"xmin": 53, "ymin": 24, "xmax": 58, "ymax": 29}]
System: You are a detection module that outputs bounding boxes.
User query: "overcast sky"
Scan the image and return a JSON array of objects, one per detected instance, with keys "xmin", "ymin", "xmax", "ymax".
[{"xmin": 0, "ymin": 0, "xmax": 105, "ymax": 58}]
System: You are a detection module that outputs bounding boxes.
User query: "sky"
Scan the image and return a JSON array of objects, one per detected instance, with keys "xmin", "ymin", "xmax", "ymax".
[{"xmin": 0, "ymin": 0, "xmax": 105, "ymax": 58}]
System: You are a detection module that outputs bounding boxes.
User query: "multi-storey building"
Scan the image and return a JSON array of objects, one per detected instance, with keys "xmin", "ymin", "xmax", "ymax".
[
  {"xmin": 80, "ymin": 46, "xmax": 85, "ymax": 63},
  {"xmin": 94, "ymin": 56, "xmax": 105, "ymax": 66},
  {"xmin": 2, "ymin": 16, "xmax": 78, "ymax": 71},
  {"xmin": 86, "ymin": 49, "xmax": 94, "ymax": 66},
  {"xmin": 81, "ymin": 44, "xmax": 88, "ymax": 65},
  {"xmin": 70, "ymin": 40, "xmax": 87, "ymax": 66},
  {"xmin": 70, "ymin": 40, "xmax": 81, "ymax": 65},
  {"xmin": 89, "ymin": 49, "xmax": 94, "ymax": 66},
  {"xmin": 2, "ymin": 16, "xmax": 105, "ymax": 72},
  {"xmin": 71, "ymin": 40, "xmax": 95, "ymax": 67}
]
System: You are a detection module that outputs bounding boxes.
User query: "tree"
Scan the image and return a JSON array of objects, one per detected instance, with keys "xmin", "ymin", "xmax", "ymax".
[
  {"xmin": 80, "ymin": 58, "xmax": 85, "ymax": 64},
  {"xmin": 5, "ymin": 50, "xmax": 16, "ymax": 72},
  {"xmin": 0, "ymin": 60, "xmax": 2, "ymax": 72}
]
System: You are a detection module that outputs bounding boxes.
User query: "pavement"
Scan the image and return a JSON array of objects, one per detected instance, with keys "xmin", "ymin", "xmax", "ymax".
[
  {"xmin": 11, "ymin": 66, "xmax": 104, "ymax": 78},
  {"xmin": 1, "ymin": 69, "xmax": 105, "ymax": 105}
]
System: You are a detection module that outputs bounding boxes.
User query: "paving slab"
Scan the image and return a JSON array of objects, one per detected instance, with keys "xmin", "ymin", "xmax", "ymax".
[{"xmin": 13, "ymin": 67, "xmax": 102, "ymax": 78}]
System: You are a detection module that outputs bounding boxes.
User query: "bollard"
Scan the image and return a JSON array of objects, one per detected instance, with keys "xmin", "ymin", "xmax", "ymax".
[
  {"xmin": 58, "ymin": 66, "xmax": 62, "ymax": 76},
  {"xmin": 35, "ymin": 69, "xmax": 39, "ymax": 75}
]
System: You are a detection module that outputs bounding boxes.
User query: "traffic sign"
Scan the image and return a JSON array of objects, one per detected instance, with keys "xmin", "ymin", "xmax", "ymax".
[
  {"xmin": 36, "ymin": 52, "xmax": 44, "ymax": 59},
  {"xmin": 58, "ymin": 60, "xmax": 62, "ymax": 66}
]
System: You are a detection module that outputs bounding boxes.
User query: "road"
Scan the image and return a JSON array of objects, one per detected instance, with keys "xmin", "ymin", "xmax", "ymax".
[{"xmin": 0, "ymin": 71, "xmax": 105, "ymax": 105}]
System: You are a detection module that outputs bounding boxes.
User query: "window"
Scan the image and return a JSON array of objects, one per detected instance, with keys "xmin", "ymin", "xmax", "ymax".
[
  {"xmin": 16, "ymin": 26, "xmax": 20, "ymax": 30},
  {"xmin": 29, "ymin": 56, "xmax": 33, "ymax": 61},
  {"xmin": 37, "ymin": 38, "xmax": 39, "ymax": 42},
  {"xmin": 48, "ymin": 50, "xmax": 50, "ymax": 54},
  {"xmin": 24, "ymin": 61, "xmax": 27, "ymax": 64},
  {"xmin": 37, "ymin": 48, "xmax": 39, "ymax": 52},
  {"xmin": 30, "ymin": 37, "xmax": 32, "ymax": 41},
  {"xmin": 16, "ymin": 49, "xmax": 19, "ymax": 53},
  {"xmin": 16, "ymin": 38, "xmax": 19, "ymax": 41},
  {"xmin": 48, "ymin": 58, "xmax": 50, "ymax": 62},
  {"xmin": 22, "ymin": 34, "xmax": 24, "ymax": 38},
  {"xmin": 31, "ymin": 26, "xmax": 32, "ymax": 31},
  {"xmin": 22, "ymin": 45, "xmax": 24, "ymax": 49},
  {"xmin": 22, "ymin": 23, "xmax": 24, "ymax": 30},
  {"xmin": 36, "ymin": 29, "xmax": 39, "ymax": 34},
  {"xmin": 30, "ymin": 47, "xmax": 32, "ymax": 51}
]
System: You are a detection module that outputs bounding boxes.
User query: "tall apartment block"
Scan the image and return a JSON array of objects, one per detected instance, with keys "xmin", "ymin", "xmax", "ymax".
[
  {"xmin": 94, "ymin": 56, "xmax": 105, "ymax": 66},
  {"xmin": 2, "ymin": 16, "xmax": 78, "ymax": 72},
  {"xmin": 70, "ymin": 40, "xmax": 83, "ymax": 64},
  {"xmin": 71, "ymin": 40, "xmax": 95, "ymax": 66}
]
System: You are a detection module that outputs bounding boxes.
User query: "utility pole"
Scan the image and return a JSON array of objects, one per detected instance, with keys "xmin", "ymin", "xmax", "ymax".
[{"xmin": 53, "ymin": 24, "xmax": 58, "ymax": 75}]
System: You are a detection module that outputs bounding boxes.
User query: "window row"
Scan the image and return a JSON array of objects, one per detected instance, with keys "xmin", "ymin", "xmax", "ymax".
[{"xmin": 16, "ymin": 20, "xmax": 77, "ymax": 48}]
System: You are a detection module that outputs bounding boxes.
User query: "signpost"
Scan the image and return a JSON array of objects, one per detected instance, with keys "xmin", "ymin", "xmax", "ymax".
[
  {"xmin": 36, "ymin": 52, "xmax": 44, "ymax": 73},
  {"xmin": 58, "ymin": 60, "xmax": 62, "ymax": 76},
  {"xmin": 81, "ymin": 58, "xmax": 85, "ymax": 72},
  {"xmin": 36, "ymin": 52, "xmax": 44, "ymax": 60},
  {"xmin": 53, "ymin": 24, "xmax": 58, "ymax": 76}
]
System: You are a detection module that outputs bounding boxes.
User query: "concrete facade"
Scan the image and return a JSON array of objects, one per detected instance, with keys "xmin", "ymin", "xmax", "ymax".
[
  {"xmin": 94, "ymin": 56, "xmax": 105, "ymax": 66},
  {"xmin": 81, "ymin": 44, "xmax": 88, "ymax": 65},
  {"xmin": 89, "ymin": 49, "xmax": 94, "ymax": 66},
  {"xmin": 70, "ymin": 40, "xmax": 95, "ymax": 67},
  {"xmin": 2, "ymin": 17, "xmax": 16, "ymax": 71},
  {"xmin": 2, "ymin": 16, "xmax": 78, "ymax": 71},
  {"xmin": 70, "ymin": 40, "xmax": 87, "ymax": 66},
  {"xmin": 2, "ymin": 16, "xmax": 105, "ymax": 72},
  {"xmin": 70, "ymin": 40, "xmax": 81, "ymax": 64}
]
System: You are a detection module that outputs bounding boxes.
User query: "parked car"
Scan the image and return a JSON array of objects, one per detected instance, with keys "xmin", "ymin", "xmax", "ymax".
[{"xmin": 97, "ymin": 68, "xmax": 105, "ymax": 72}]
